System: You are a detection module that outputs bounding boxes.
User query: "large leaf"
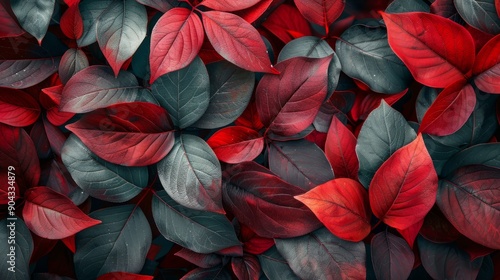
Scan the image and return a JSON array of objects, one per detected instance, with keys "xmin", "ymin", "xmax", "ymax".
[
  {"xmin": 256, "ymin": 56, "xmax": 330, "ymax": 136},
  {"xmin": 149, "ymin": 8, "xmax": 204, "ymax": 83},
  {"xmin": 0, "ymin": 87, "xmax": 40, "ymax": 127},
  {"xmin": 293, "ymin": 0, "xmax": 344, "ymax": 31},
  {"xmin": 60, "ymin": 66, "xmax": 156, "ymax": 113},
  {"xmin": 96, "ymin": 0, "xmax": 146, "ymax": 76},
  {"xmin": 201, "ymin": 11, "xmax": 277, "ymax": 74},
  {"xmin": 10, "ymin": 0, "xmax": 54, "ymax": 43},
  {"xmin": 22, "ymin": 187, "xmax": 101, "ymax": 239},
  {"xmin": 441, "ymin": 143, "xmax": 500, "ymax": 176},
  {"xmin": 207, "ymin": 126, "xmax": 264, "ymax": 164},
  {"xmin": 58, "ymin": 48, "xmax": 89, "ymax": 84},
  {"xmin": 437, "ymin": 165, "xmax": 500, "ymax": 249},
  {"xmin": 199, "ymin": 0, "xmax": 260, "ymax": 12},
  {"xmin": 258, "ymin": 246, "xmax": 299, "ymax": 280},
  {"xmin": 151, "ymin": 56, "xmax": 209, "ymax": 128},
  {"xmin": 192, "ymin": 60, "xmax": 255, "ymax": 129},
  {"xmin": 0, "ymin": 217, "xmax": 33, "ymax": 280},
  {"xmin": 157, "ymin": 134, "xmax": 224, "ymax": 214},
  {"xmin": 77, "ymin": 0, "xmax": 113, "ymax": 47},
  {"xmin": 62, "ymin": 135, "xmax": 149, "ymax": 203},
  {"xmin": 74, "ymin": 205, "xmax": 152, "ymax": 279},
  {"xmin": 369, "ymin": 135, "xmax": 438, "ymax": 230},
  {"xmin": 66, "ymin": 102, "xmax": 174, "ymax": 166},
  {"xmin": 418, "ymin": 237, "xmax": 483, "ymax": 279},
  {"xmin": 223, "ymin": 166, "xmax": 321, "ymax": 238},
  {"xmin": 382, "ymin": 11, "xmax": 474, "ymax": 88},
  {"xmin": 325, "ymin": 116, "xmax": 358, "ymax": 180},
  {"xmin": 295, "ymin": 178, "xmax": 371, "ymax": 242},
  {"xmin": 419, "ymin": 81, "xmax": 476, "ymax": 136},
  {"xmin": 356, "ymin": 100, "xmax": 416, "ymax": 188},
  {"xmin": 269, "ymin": 139, "xmax": 334, "ymax": 190},
  {"xmin": 152, "ymin": 190, "xmax": 240, "ymax": 254},
  {"xmin": 371, "ymin": 231, "xmax": 414, "ymax": 280},
  {"xmin": 455, "ymin": 0, "xmax": 500, "ymax": 34},
  {"xmin": 473, "ymin": 34, "xmax": 500, "ymax": 93},
  {"xmin": 0, "ymin": 56, "xmax": 60, "ymax": 89},
  {"xmin": 275, "ymin": 227, "xmax": 366, "ymax": 280},
  {"xmin": 336, "ymin": 24, "xmax": 412, "ymax": 94}
]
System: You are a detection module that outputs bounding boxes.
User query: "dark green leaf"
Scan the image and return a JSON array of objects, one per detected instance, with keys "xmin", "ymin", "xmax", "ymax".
[
  {"xmin": 151, "ymin": 56, "xmax": 210, "ymax": 129},
  {"xmin": 0, "ymin": 217, "xmax": 33, "ymax": 280},
  {"xmin": 454, "ymin": 0, "xmax": 500, "ymax": 34},
  {"xmin": 441, "ymin": 143, "xmax": 500, "ymax": 177},
  {"xmin": 192, "ymin": 61, "xmax": 255, "ymax": 129},
  {"xmin": 10, "ymin": 0, "xmax": 55, "ymax": 43},
  {"xmin": 385, "ymin": 0, "xmax": 430, "ymax": 13},
  {"xmin": 258, "ymin": 246, "xmax": 299, "ymax": 280},
  {"xmin": 77, "ymin": 0, "xmax": 114, "ymax": 47},
  {"xmin": 74, "ymin": 205, "xmax": 152, "ymax": 279},
  {"xmin": 62, "ymin": 135, "xmax": 148, "ymax": 203}
]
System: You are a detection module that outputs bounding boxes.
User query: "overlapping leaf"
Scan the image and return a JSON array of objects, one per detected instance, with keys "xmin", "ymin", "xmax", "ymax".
[
  {"xmin": 262, "ymin": 4, "xmax": 311, "ymax": 43},
  {"xmin": 325, "ymin": 116, "xmax": 358, "ymax": 180},
  {"xmin": 0, "ymin": 88, "xmax": 40, "ymax": 127},
  {"xmin": 207, "ymin": 126, "xmax": 264, "ymax": 164},
  {"xmin": 371, "ymin": 231, "xmax": 414, "ymax": 280},
  {"xmin": 77, "ymin": 0, "xmax": 113, "ymax": 47},
  {"xmin": 60, "ymin": 4, "xmax": 83, "ymax": 40},
  {"xmin": 10, "ymin": 0, "xmax": 55, "ymax": 43},
  {"xmin": 294, "ymin": 0, "xmax": 344, "ymax": 31},
  {"xmin": 0, "ymin": 0, "xmax": 24, "ymax": 38},
  {"xmin": 473, "ymin": 34, "xmax": 500, "ymax": 93},
  {"xmin": 455, "ymin": 0, "xmax": 500, "ymax": 34},
  {"xmin": 199, "ymin": 0, "xmax": 260, "ymax": 12},
  {"xmin": 58, "ymin": 48, "xmax": 89, "ymax": 84},
  {"xmin": 258, "ymin": 247, "xmax": 299, "ymax": 280}
]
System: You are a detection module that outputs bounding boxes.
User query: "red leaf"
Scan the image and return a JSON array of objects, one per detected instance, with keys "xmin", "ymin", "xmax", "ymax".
[
  {"xmin": 234, "ymin": 97, "xmax": 264, "ymax": 131},
  {"xmin": 295, "ymin": 178, "xmax": 371, "ymax": 242},
  {"xmin": 325, "ymin": 116, "xmax": 359, "ymax": 180},
  {"xmin": 420, "ymin": 206, "xmax": 461, "ymax": 243},
  {"xmin": 97, "ymin": 272, "xmax": 153, "ymax": 280},
  {"xmin": 397, "ymin": 219, "xmax": 423, "ymax": 248},
  {"xmin": 256, "ymin": 56, "xmax": 330, "ymax": 136},
  {"xmin": 294, "ymin": 0, "xmax": 344, "ymax": 32},
  {"xmin": 23, "ymin": 187, "xmax": 101, "ymax": 239},
  {"xmin": 202, "ymin": 11, "xmax": 278, "ymax": 74},
  {"xmin": 473, "ymin": 34, "xmax": 500, "ymax": 94},
  {"xmin": 207, "ymin": 126, "xmax": 264, "ymax": 164},
  {"xmin": 60, "ymin": 4, "xmax": 83, "ymax": 40},
  {"xmin": 199, "ymin": 0, "xmax": 261, "ymax": 12},
  {"xmin": 150, "ymin": 8, "xmax": 204, "ymax": 83},
  {"xmin": 65, "ymin": 102, "xmax": 175, "ymax": 166},
  {"xmin": 0, "ymin": 88, "xmax": 40, "ymax": 127},
  {"xmin": 40, "ymin": 85, "xmax": 75, "ymax": 126},
  {"xmin": 234, "ymin": 0, "xmax": 273, "ymax": 23},
  {"xmin": 369, "ymin": 134, "xmax": 438, "ymax": 230},
  {"xmin": 61, "ymin": 235, "xmax": 76, "ymax": 253},
  {"xmin": 350, "ymin": 89, "xmax": 407, "ymax": 121},
  {"xmin": 418, "ymin": 81, "xmax": 476, "ymax": 136},
  {"xmin": 457, "ymin": 237, "xmax": 496, "ymax": 261},
  {"xmin": 231, "ymin": 254, "xmax": 261, "ymax": 280},
  {"xmin": 262, "ymin": 4, "xmax": 311, "ymax": 43},
  {"xmin": 0, "ymin": 0, "xmax": 24, "ymax": 38},
  {"xmin": 382, "ymin": 12, "xmax": 474, "ymax": 88},
  {"xmin": 239, "ymin": 224, "xmax": 274, "ymax": 255}
]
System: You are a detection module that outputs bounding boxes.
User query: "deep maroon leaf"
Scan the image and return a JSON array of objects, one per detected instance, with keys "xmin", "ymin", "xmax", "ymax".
[
  {"xmin": 207, "ymin": 126, "xmax": 264, "ymax": 164},
  {"xmin": 419, "ymin": 81, "xmax": 476, "ymax": 136},
  {"xmin": 275, "ymin": 228, "xmax": 366, "ymax": 280},
  {"xmin": 420, "ymin": 206, "xmax": 461, "ymax": 243},
  {"xmin": 65, "ymin": 102, "xmax": 175, "ymax": 166},
  {"xmin": 382, "ymin": 12, "xmax": 474, "ymax": 88},
  {"xmin": 295, "ymin": 178, "xmax": 371, "ymax": 242},
  {"xmin": 231, "ymin": 254, "xmax": 261, "ymax": 280},
  {"xmin": 256, "ymin": 56, "xmax": 330, "ymax": 136},
  {"xmin": 60, "ymin": 4, "xmax": 83, "ymax": 40},
  {"xmin": 294, "ymin": 0, "xmax": 344, "ymax": 31},
  {"xmin": 96, "ymin": 0, "xmax": 147, "ymax": 76},
  {"xmin": 23, "ymin": 187, "xmax": 101, "ymax": 239},
  {"xmin": 201, "ymin": 11, "xmax": 278, "ymax": 74},
  {"xmin": 97, "ymin": 272, "xmax": 153, "ymax": 280},
  {"xmin": 58, "ymin": 48, "xmax": 89, "ymax": 84},
  {"xmin": 157, "ymin": 134, "xmax": 224, "ymax": 214},
  {"xmin": 430, "ymin": 0, "xmax": 463, "ymax": 23},
  {"xmin": 455, "ymin": 0, "xmax": 500, "ymax": 34},
  {"xmin": 60, "ymin": 66, "xmax": 155, "ymax": 113},
  {"xmin": 325, "ymin": 116, "xmax": 358, "ymax": 180},
  {"xmin": 10, "ymin": 0, "xmax": 55, "ymax": 43},
  {"xmin": 199, "ymin": 0, "xmax": 261, "ymax": 12},
  {"xmin": 262, "ymin": 4, "xmax": 311, "ymax": 43},
  {"xmin": 223, "ymin": 166, "xmax": 321, "ymax": 238},
  {"xmin": 269, "ymin": 139, "xmax": 333, "ymax": 190},
  {"xmin": 437, "ymin": 165, "xmax": 500, "ymax": 249},
  {"xmin": 0, "ymin": 87, "xmax": 40, "ymax": 127},
  {"xmin": 371, "ymin": 231, "xmax": 414, "ymax": 280},
  {"xmin": 0, "ymin": 0, "xmax": 24, "ymax": 38},
  {"xmin": 369, "ymin": 135, "xmax": 438, "ymax": 230},
  {"xmin": 473, "ymin": 34, "xmax": 500, "ymax": 93},
  {"xmin": 150, "ymin": 8, "xmax": 204, "ymax": 83}
]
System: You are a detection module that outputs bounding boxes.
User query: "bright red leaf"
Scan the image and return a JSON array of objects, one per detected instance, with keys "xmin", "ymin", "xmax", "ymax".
[
  {"xmin": 235, "ymin": 0, "xmax": 273, "ymax": 23},
  {"xmin": 382, "ymin": 12, "xmax": 474, "ymax": 88},
  {"xmin": 473, "ymin": 34, "xmax": 500, "ymax": 94},
  {"xmin": 294, "ymin": 0, "xmax": 344, "ymax": 33},
  {"xmin": 199, "ymin": 0, "xmax": 261, "ymax": 12},
  {"xmin": 97, "ymin": 272, "xmax": 154, "ymax": 280},
  {"xmin": 65, "ymin": 102, "xmax": 175, "ymax": 166},
  {"xmin": 397, "ymin": 219, "xmax": 424, "ymax": 248},
  {"xmin": 207, "ymin": 126, "xmax": 264, "ymax": 164},
  {"xmin": 369, "ymin": 134, "xmax": 438, "ymax": 230},
  {"xmin": 202, "ymin": 11, "xmax": 278, "ymax": 74},
  {"xmin": 0, "ymin": 88, "xmax": 40, "ymax": 127},
  {"xmin": 40, "ymin": 85, "xmax": 75, "ymax": 126},
  {"xmin": 256, "ymin": 56, "xmax": 331, "ymax": 136},
  {"xmin": 295, "ymin": 178, "xmax": 371, "ymax": 242},
  {"xmin": 150, "ymin": 8, "xmax": 204, "ymax": 83},
  {"xmin": 262, "ymin": 4, "xmax": 311, "ymax": 43},
  {"xmin": 325, "ymin": 116, "xmax": 359, "ymax": 180},
  {"xmin": 60, "ymin": 4, "xmax": 83, "ymax": 40},
  {"xmin": 419, "ymin": 81, "xmax": 476, "ymax": 136},
  {"xmin": 23, "ymin": 187, "xmax": 101, "ymax": 239}
]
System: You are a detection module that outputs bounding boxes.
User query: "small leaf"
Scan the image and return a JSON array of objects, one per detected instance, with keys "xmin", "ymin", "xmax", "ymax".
[
  {"xmin": 157, "ymin": 134, "xmax": 224, "ymax": 214},
  {"xmin": 294, "ymin": 0, "xmax": 344, "ymax": 30},
  {"xmin": 369, "ymin": 135, "xmax": 438, "ymax": 230},
  {"xmin": 231, "ymin": 254, "xmax": 261, "ymax": 280},
  {"xmin": 10, "ymin": 0, "xmax": 55, "ymax": 43},
  {"xmin": 23, "ymin": 187, "xmax": 101, "ymax": 239},
  {"xmin": 65, "ymin": 102, "xmax": 175, "ymax": 166},
  {"xmin": 207, "ymin": 126, "xmax": 264, "ymax": 164},
  {"xmin": 199, "ymin": 0, "xmax": 261, "ymax": 12},
  {"xmin": 382, "ymin": 11, "xmax": 474, "ymax": 88},
  {"xmin": 150, "ymin": 8, "xmax": 204, "ymax": 83},
  {"xmin": 295, "ymin": 178, "xmax": 371, "ymax": 242},
  {"xmin": 58, "ymin": 48, "xmax": 89, "ymax": 84},
  {"xmin": 0, "ymin": 217, "xmax": 33, "ymax": 280},
  {"xmin": 325, "ymin": 116, "xmax": 358, "ymax": 180},
  {"xmin": 275, "ymin": 228, "xmax": 366, "ymax": 280},
  {"xmin": 60, "ymin": 4, "xmax": 83, "ymax": 40},
  {"xmin": 74, "ymin": 205, "xmax": 152, "ymax": 279},
  {"xmin": 371, "ymin": 231, "xmax": 415, "ymax": 280},
  {"xmin": 152, "ymin": 190, "xmax": 240, "ymax": 254},
  {"xmin": 201, "ymin": 10, "xmax": 277, "ymax": 74},
  {"xmin": 0, "ymin": 87, "xmax": 40, "ymax": 127}
]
